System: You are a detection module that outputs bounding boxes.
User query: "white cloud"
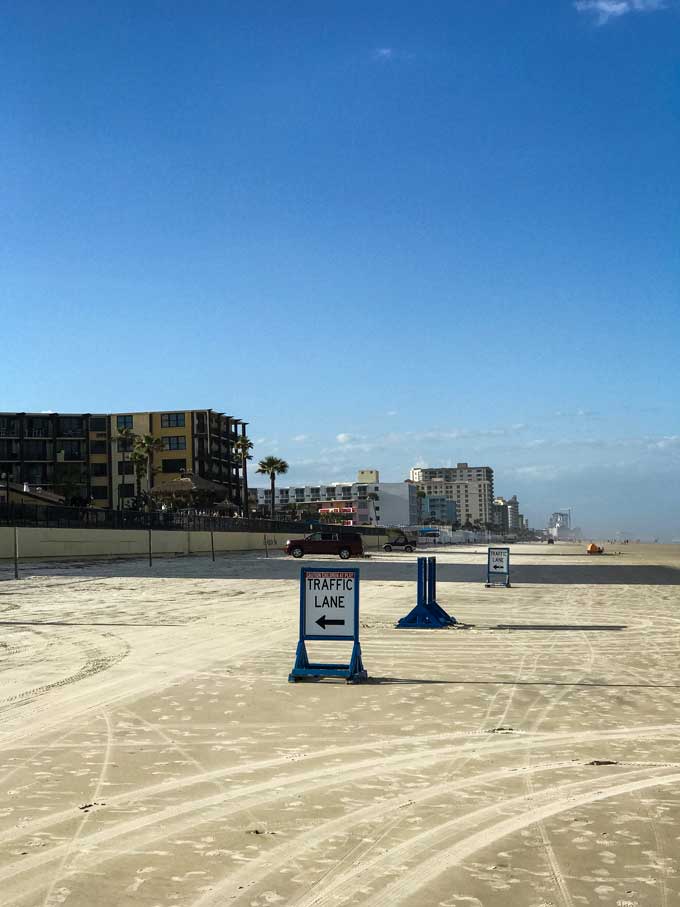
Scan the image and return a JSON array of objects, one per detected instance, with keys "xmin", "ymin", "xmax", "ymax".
[
  {"xmin": 336, "ymin": 433, "xmax": 355, "ymax": 444},
  {"xmin": 374, "ymin": 47, "xmax": 394, "ymax": 60},
  {"xmin": 574, "ymin": 0, "xmax": 666, "ymax": 25},
  {"xmin": 554, "ymin": 408, "xmax": 596, "ymax": 419},
  {"xmin": 292, "ymin": 434, "xmax": 308, "ymax": 443},
  {"xmin": 387, "ymin": 410, "xmax": 398, "ymax": 417},
  {"xmin": 648, "ymin": 435, "xmax": 680, "ymax": 451}
]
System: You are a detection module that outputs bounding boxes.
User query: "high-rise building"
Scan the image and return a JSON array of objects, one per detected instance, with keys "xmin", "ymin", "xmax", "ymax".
[
  {"xmin": 492, "ymin": 498, "xmax": 510, "ymax": 532},
  {"xmin": 548, "ymin": 511, "xmax": 573, "ymax": 540},
  {"xmin": 0, "ymin": 409, "xmax": 247, "ymax": 509},
  {"xmin": 424, "ymin": 496, "xmax": 458, "ymax": 524},
  {"xmin": 408, "ymin": 463, "xmax": 494, "ymax": 526},
  {"xmin": 506, "ymin": 495, "xmax": 520, "ymax": 531},
  {"xmin": 548, "ymin": 511, "xmax": 571, "ymax": 530}
]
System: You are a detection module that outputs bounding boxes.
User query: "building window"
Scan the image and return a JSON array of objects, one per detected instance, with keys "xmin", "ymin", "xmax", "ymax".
[
  {"xmin": 90, "ymin": 440, "xmax": 107, "ymax": 454},
  {"xmin": 162, "ymin": 436, "xmax": 187, "ymax": 450},
  {"xmin": 117, "ymin": 461, "xmax": 134, "ymax": 475},
  {"xmin": 117, "ymin": 438, "xmax": 133, "ymax": 452},
  {"xmin": 0, "ymin": 417, "xmax": 19, "ymax": 436},
  {"xmin": 57, "ymin": 416, "xmax": 85, "ymax": 437},
  {"xmin": 61, "ymin": 440, "xmax": 83, "ymax": 460},
  {"xmin": 23, "ymin": 440, "xmax": 50, "ymax": 460},
  {"xmin": 91, "ymin": 486, "xmax": 108, "ymax": 500},
  {"xmin": 91, "ymin": 463, "xmax": 108, "ymax": 477},
  {"xmin": 89, "ymin": 417, "xmax": 107, "ymax": 432},
  {"xmin": 116, "ymin": 415, "xmax": 133, "ymax": 430},
  {"xmin": 162, "ymin": 458, "xmax": 186, "ymax": 473},
  {"xmin": 161, "ymin": 413, "xmax": 185, "ymax": 428},
  {"xmin": 118, "ymin": 483, "xmax": 135, "ymax": 498}
]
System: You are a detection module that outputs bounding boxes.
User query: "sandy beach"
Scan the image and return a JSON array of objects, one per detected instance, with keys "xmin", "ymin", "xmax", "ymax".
[{"xmin": 1, "ymin": 542, "xmax": 679, "ymax": 906}]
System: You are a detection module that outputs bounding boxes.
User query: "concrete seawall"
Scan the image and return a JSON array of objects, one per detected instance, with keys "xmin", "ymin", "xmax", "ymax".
[{"xmin": 0, "ymin": 526, "xmax": 389, "ymax": 562}]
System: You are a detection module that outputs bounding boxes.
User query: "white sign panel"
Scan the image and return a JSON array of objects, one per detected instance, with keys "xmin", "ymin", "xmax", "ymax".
[
  {"xmin": 488, "ymin": 548, "xmax": 509, "ymax": 574},
  {"xmin": 303, "ymin": 570, "xmax": 356, "ymax": 639}
]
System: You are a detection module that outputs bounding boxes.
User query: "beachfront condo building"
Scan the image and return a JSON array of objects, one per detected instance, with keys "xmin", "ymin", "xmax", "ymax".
[
  {"xmin": 408, "ymin": 463, "xmax": 494, "ymax": 526},
  {"xmin": 252, "ymin": 475, "xmax": 418, "ymax": 527},
  {"xmin": 0, "ymin": 409, "xmax": 247, "ymax": 510}
]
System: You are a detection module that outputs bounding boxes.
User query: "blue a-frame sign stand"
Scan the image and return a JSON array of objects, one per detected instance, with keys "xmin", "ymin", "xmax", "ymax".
[
  {"xmin": 289, "ymin": 567, "xmax": 368, "ymax": 683},
  {"xmin": 396, "ymin": 557, "xmax": 456, "ymax": 628}
]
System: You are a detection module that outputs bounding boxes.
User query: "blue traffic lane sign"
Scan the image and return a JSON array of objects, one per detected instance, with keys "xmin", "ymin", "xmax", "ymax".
[{"xmin": 289, "ymin": 567, "xmax": 366, "ymax": 683}]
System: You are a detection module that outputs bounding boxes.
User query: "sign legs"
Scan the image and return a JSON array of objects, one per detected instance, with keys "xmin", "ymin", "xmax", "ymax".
[
  {"xmin": 396, "ymin": 557, "xmax": 455, "ymax": 628},
  {"xmin": 289, "ymin": 639, "xmax": 367, "ymax": 684}
]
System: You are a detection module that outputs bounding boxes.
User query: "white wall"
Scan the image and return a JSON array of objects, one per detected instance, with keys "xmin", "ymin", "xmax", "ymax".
[
  {"xmin": 375, "ymin": 483, "xmax": 414, "ymax": 527},
  {"xmin": 0, "ymin": 527, "xmax": 389, "ymax": 562}
]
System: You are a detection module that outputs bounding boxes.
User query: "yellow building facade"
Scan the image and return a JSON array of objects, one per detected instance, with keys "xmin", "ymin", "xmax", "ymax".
[{"xmin": 0, "ymin": 409, "xmax": 246, "ymax": 511}]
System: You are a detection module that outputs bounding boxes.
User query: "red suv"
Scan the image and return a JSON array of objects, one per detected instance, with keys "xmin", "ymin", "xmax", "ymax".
[{"xmin": 284, "ymin": 531, "xmax": 364, "ymax": 559}]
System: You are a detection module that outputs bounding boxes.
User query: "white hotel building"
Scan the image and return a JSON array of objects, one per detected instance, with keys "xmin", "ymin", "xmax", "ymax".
[{"xmin": 253, "ymin": 474, "xmax": 418, "ymax": 527}]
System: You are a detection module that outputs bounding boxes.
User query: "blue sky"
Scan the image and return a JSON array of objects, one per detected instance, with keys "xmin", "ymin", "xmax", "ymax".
[{"xmin": 2, "ymin": 1, "xmax": 678, "ymax": 537}]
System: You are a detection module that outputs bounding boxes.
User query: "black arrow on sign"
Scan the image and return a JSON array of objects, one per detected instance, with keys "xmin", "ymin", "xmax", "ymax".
[
  {"xmin": 493, "ymin": 564, "xmax": 504, "ymax": 570},
  {"xmin": 316, "ymin": 615, "xmax": 345, "ymax": 630}
]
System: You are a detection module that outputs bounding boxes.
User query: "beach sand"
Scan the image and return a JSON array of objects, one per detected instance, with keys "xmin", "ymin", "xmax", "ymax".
[{"xmin": 1, "ymin": 543, "xmax": 679, "ymax": 906}]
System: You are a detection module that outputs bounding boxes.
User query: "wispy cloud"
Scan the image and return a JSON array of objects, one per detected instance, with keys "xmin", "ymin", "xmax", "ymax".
[
  {"xmin": 373, "ymin": 47, "xmax": 394, "ymax": 61},
  {"xmin": 292, "ymin": 434, "xmax": 308, "ymax": 443},
  {"xmin": 326, "ymin": 424, "xmax": 529, "ymax": 457},
  {"xmin": 574, "ymin": 0, "xmax": 666, "ymax": 25},
  {"xmin": 648, "ymin": 435, "xmax": 680, "ymax": 451},
  {"xmin": 555, "ymin": 408, "xmax": 596, "ymax": 419}
]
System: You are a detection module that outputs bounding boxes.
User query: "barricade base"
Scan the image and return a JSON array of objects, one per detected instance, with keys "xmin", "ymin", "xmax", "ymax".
[
  {"xmin": 396, "ymin": 602, "xmax": 450, "ymax": 629},
  {"xmin": 288, "ymin": 640, "xmax": 368, "ymax": 683}
]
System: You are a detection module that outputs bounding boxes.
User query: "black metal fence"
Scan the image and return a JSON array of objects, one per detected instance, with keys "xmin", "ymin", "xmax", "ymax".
[{"xmin": 0, "ymin": 502, "xmax": 384, "ymax": 537}]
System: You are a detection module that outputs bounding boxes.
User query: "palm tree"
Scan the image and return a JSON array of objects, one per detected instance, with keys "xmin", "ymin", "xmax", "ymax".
[
  {"xmin": 132, "ymin": 434, "xmax": 164, "ymax": 506},
  {"xmin": 116, "ymin": 427, "xmax": 135, "ymax": 509},
  {"xmin": 256, "ymin": 456, "xmax": 289, "ymax": 519},
  {"xmin": 234, "ymin": 435, "xmax": 253, "ymax": 517}
]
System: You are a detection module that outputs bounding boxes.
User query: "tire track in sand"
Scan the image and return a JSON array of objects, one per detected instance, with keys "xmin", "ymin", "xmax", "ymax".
[
  {"xmin": 290, "ymin": 769, "xmax": 680, "ymax": 907},
  {"xmin": 41, "ymin": 710, "xmax": 113, "ymax": 907},
  {"xmin": 191, "ymin": 758, "xmax": 580, "ymax": 907},
  {"xmin": 1, "ymin": 716, "xmax": 678, "ymax": 854},
  {"xmin": 521, "ymin": 627, "xmax": 597, "ymax": 907}
]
